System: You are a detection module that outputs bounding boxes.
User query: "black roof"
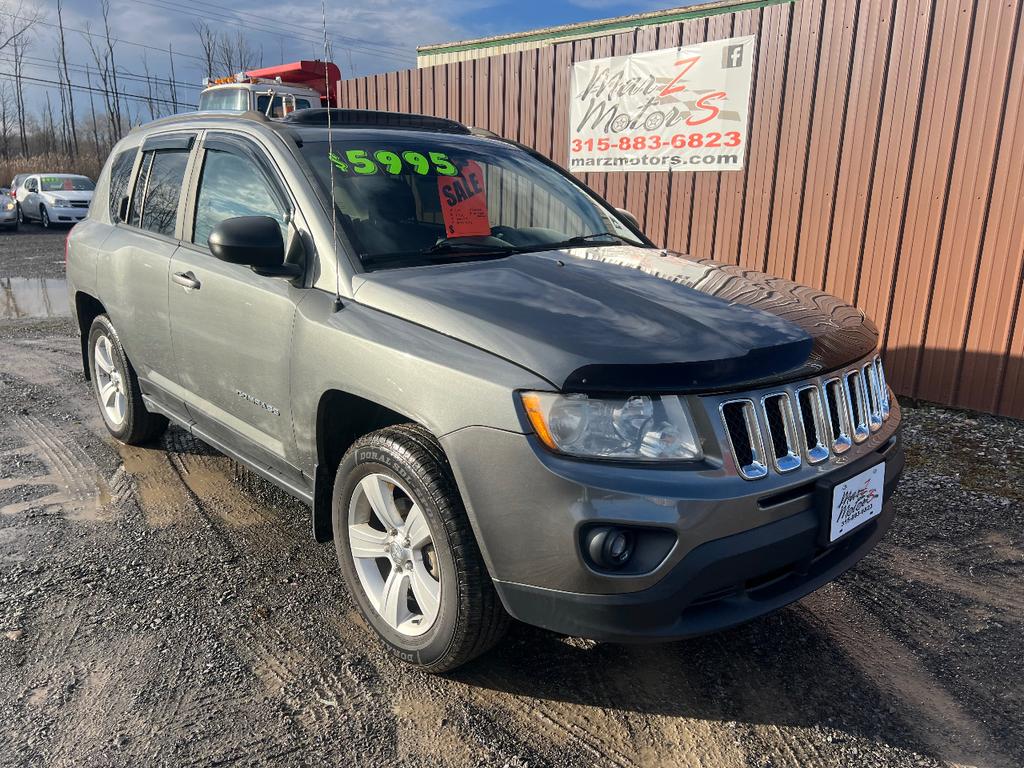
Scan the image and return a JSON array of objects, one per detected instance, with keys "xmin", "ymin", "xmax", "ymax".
[{"xmin": 282, "ymin": 108, "xmax": 470, "ymax": 134}]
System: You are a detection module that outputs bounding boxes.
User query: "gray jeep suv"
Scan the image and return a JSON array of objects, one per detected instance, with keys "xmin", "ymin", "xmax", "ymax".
[{"xmin": 67, "ymin": 108, "xmax": 903, "ymax": 671}]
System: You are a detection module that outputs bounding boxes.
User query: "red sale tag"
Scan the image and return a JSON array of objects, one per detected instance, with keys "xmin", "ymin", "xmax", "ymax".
[{"xmin": 437, "ymin": 161, "xmax": 490, "ymax": 238}]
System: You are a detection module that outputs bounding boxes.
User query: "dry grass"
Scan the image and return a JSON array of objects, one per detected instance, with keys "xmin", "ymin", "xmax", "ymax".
[{"xmin": 1, "ymin": 152, "xmax": 107, "ymax": 187}]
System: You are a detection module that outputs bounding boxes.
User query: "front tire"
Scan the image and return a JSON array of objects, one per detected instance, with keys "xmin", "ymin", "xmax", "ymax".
[
  {"xmin": 87, "ymin": 315, "xmax": 168, "ymax": 445},
  {"xmin": 332, "ymin": 424, "xmax": 508, "ymax": 672},
  {"xmin": 40, "ymin": 205, "xmax": 50, "ymax": 228}
]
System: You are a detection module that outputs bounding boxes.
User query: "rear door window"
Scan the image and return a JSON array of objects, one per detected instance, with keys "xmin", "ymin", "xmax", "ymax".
[{"xmin": 128, "ymin": 149, "xmax": 189, "ymax": 237}]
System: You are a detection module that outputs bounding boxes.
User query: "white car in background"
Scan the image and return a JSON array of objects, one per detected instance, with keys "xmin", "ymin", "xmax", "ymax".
[{"xmin": 16, "ymin": 174, "xmax": 95, "ymax": 228}]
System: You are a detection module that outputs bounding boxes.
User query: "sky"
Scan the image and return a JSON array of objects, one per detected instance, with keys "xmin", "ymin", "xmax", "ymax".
[{"xmin": 1, "ymin": 0, "xmax": 701, "ymax": 118}]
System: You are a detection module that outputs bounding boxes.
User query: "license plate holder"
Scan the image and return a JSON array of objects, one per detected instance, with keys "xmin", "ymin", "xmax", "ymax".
[{"xmin": 815, "ymin": 459, "xmax": 885, "ymax": 545}]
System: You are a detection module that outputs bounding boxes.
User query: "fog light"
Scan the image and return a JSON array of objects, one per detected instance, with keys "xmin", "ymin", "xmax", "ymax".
[{"xmin": 585, "ymin": 526, "xmax": 635, "ymax": 570}]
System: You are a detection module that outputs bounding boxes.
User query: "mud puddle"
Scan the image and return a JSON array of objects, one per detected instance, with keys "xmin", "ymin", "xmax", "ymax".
[{"xmin": 0, "ymin": 277, "xmax": 70, "ymax": 319}]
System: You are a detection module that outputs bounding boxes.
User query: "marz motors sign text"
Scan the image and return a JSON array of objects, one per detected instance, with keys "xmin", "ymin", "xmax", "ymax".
[{"xmin": 569, "ymin": 36, "xmax": 756, "ymax": 173}]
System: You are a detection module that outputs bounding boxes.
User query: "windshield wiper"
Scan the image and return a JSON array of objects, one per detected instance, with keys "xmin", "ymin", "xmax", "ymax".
[
  {"xmin": 528, "ymin": 232, "xmax": 636, "ymax": 252},
  {"xmin": 422, "ymin": 240, "xmax": 522, "ymax": 256},
  {"xmin": 361, "ymin": 242, "xmax": 521, "ymax": 269}
]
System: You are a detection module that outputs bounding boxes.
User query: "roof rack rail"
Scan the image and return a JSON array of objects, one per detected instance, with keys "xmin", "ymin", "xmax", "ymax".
[{"xmin": 282, "ymin": 108, "xmax": 470, "ymax": 134}]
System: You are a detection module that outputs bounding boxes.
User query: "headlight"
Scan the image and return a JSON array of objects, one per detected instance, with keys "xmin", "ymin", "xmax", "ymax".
[
  {"xmin": 3, "ymin": 202, "xmax": 12, "ymax": 211},
  {"xmin": 52, "ymin": 197, "xmax": 70, "ymax": 207},
  {"xmin": 520, "ymin": 392, "xmax": 703, "ymax": 461}
]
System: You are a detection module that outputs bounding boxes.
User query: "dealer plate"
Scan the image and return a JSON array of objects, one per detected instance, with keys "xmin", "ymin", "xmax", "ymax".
[{"xmin": 829, "ymin": 463, "xmax": 884, "ymax": 542}]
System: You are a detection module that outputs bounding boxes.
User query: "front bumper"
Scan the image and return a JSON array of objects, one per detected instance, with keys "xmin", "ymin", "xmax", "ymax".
[
  {"xmin": 51, "ymin": 205, "xmax": 88, "ymax": 223},
  {"xmin": 0, "ymin": 208, "xmax": 17, "ymax": 225},
  {"xmin": 441, "ymin": 395, "xmax": 903, "ymax": 641},
  {"xmin": 496, "ymin": 442, "xmax": 901, "ymax": 641}
]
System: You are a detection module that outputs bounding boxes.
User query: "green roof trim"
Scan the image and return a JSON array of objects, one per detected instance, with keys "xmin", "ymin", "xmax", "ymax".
[{"xmin": 417, "ymin": 0, "xmax": 793, "ymax": 56}]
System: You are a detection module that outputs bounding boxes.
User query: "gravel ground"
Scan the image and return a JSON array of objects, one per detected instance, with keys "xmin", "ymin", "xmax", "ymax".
[{"xmin": 1, "ymin": 227, "xmax": 1022, "ymax": 767}]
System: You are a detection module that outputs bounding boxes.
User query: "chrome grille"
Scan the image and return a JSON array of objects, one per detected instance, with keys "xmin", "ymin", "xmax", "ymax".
[
  {"xmin": 719, "ymin": 400, "xmax": 767, "ymax": 480},
  {"xmin": 718, "ymin": 355, "xmax": 893, "ymax": 479}
]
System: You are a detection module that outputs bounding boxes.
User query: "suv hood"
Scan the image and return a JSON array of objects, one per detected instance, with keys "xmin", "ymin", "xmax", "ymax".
[{"xmin": 352, "ymin": 246, "xmax": 878, "ymax": 393}]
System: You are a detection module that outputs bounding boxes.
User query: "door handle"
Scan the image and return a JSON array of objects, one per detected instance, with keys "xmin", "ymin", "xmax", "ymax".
[{"xmin": 172, "ymin": 271, "xmax": 200, "ymax": 290}]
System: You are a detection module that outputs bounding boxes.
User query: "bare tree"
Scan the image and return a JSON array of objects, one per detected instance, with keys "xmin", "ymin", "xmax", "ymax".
[
  {"xmin": 99, "ymin": 0, "xmax": 122, "ymax": 139},
  {"xmin": 217, "ymin": 29, "xmax": 259, "ymax": 77},
  {"xmin": 141, "ymin": 52, "xmax": 158, "ymax": 121},
  {"xmin": 84, "ymin": 23, "xmax": 117, "ymax": 147},
  {"xmin": 55, "ymin": 0, "xmax": 79, "ymax": 157},
  {"xmin": 168, "ymin": 44, "xmax": 179, "ymax": 112},
  {"xmin": 0, "ymin": 80, "xmax": 13, "ymax": 160},
  {"xmin": 195, "ymin": 20, "xmax": 217, "ymax": 80},
  {"xmin": 0, "ymin": 0, "xmax": 41, "ymax": 54},
  {"xmin": 85, "ymin": 63, "xmax": 102, "ymax": 161}
]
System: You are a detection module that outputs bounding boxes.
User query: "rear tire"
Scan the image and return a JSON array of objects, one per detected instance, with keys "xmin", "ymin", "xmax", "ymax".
[
  {"xmin": 87, "ymin": 314, "xmax": 168, "ymax": 445},
  {"xmin": 332, "ymin": 424, "xmax": 509, "ymax": 672},
  {"xmin": 16, "ymin": 203, "xmax": 22, "ymax": 225}
]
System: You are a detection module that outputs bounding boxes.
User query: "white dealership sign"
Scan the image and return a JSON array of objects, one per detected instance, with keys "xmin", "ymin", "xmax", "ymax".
[{"xmin": 568, "ymin": 36, "xmax": 756, "ymax": 173}]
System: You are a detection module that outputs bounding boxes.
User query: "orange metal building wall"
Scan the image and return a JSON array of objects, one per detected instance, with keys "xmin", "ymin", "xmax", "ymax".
[{"xmin": 337, "ymin": 0, "xmax": 1024, "ymax": 419}]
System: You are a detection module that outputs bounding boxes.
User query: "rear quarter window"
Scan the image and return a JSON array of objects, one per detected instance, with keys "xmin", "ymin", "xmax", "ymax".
[{"xmin": 107, "ymin": 149, "xmax": 137, "ymax": 222}]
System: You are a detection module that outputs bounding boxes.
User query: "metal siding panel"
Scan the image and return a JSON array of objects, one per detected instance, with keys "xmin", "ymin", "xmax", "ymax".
[
  {"xmin": 551, "ymin": 42, "xmax": 573, "ymax": 169},
  {"xmin": 447, "ymin": 63, "xmax": 460, "ymax": 118},
  {"xmin": 962, "ymin": 5, "xmax": 1024, "ymax": 415},
  {"xmin": 534, "ymin": 45, "xmax": 557, "ymax": 159},
  {"xmin": 738, "ymin": 3, "xmax": 790, "ymax": 269},
  {"xmin": 641, "ymin": 23, "xmax": 682, "ymax": 245},
  {"xmin": 665, "ymin": 20, "xmax": 705, "ymax": 253},
  {"xmin": 586, "ymin": 35, "xmax": 615, "ymax": 198},
  {"xmin": 600, "ymin": 31, "xmax": 637, "ymax": 209},
  {"xmin": 623, "ymin": 26, "xmax": 659, "ymax": 230},
  {"xmin": 884, "ymin": 0, "xmax": 977, "ymax": 397},
  {"xmin": 503, "ymin": 51, "xmax": 522, "ymax": 141},
  {"xmin": 713, "ymin": 9, "xmax": 762, "ymax": 263},
  {"xmin": 916, "ymin": 0, "xmax": 1020, "ymax": 405},
  {"xmin": 386, "ymin": 70, "xmax": 399, "ymax": 111},
  {"xmin": 433, "ymin": 64, "xmax": 447, "ymax": 116},
  {"xmin": 689, "ymin": 13, "xmax": 733, "ymax": 260},
  {"xmin": 487, "ymin": 56, "xmax": 503, "ymax": 134},
  {"xmin": 411, "ymin": 67, "xmax": 422, "ymax": 113},
  {"xmin": 824, "ymin": 0, "xmax": 896, "ymax": 305},
  {"xmin": 763, "ymin": 0, "xmax": 824, "ymax": 277},
  {"xmin": 858, "ymin": 0, "xmax": 933, "ymax": 359},
  {"xmin": 459, "ymin": 60, "xmax": 475, "ymax": 125},
  {"xmin": 792, "ymin": 0, "xmax": 860, "ymax": 290}
]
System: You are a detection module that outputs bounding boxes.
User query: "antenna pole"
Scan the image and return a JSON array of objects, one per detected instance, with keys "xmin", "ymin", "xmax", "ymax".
[{"xmin": 321, "ymin": 0, "xmax": 343, "ymax": 311}]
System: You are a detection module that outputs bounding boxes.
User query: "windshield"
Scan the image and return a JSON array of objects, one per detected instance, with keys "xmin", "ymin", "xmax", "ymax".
[
  {"xmin": 198, "ymin": 88, "xmax": 249, "ymax": 112},
  {"xmin": 299, "ymin": 132, "xmax": 645, "ymax": 270},
  {"xmin": 41, "ymin": 176, "xmax": 94, "ymax": 192}
]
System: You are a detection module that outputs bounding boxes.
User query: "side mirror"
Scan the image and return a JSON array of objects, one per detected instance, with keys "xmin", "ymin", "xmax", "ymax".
[
  {"xmin": 616, "ymin": 208, "xmax": 641, "ymax": 231},
  {"xmin": 208, "ymin": 216, "xmax": 300, "ymax": 278}
]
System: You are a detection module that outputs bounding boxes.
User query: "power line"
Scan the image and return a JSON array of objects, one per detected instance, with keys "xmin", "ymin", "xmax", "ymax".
[
  {"xmin": 170, "ymin": 0, "xmax": 413, "ymax": 57},
  {"xmin": 0, "ymin": 9, "xmax": 208, "ymax": 63},
  {"xmin": 4, "ymin": 51, "xmax": 202, "ymax": 92},
  {"xmin": 0, "ymin": 69, "xmax": 196, "ymax": 109},
  {"xmin": 122, "ymin": 0, "xmax": 415, "ymax": 64}
]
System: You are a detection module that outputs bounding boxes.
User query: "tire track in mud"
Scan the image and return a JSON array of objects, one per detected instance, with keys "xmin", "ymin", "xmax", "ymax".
[{"xmin": 801, "ymin": 584, "xmax": 1016, "ymax": 768}]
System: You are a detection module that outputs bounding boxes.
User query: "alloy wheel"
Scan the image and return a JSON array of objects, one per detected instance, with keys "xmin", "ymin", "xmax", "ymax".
[
  {"xmin": 93, "ymin": 333, "xmax": 127, "ymax": 427},
  {"xmin": 347, "ymin": 473, "xmax": 441, "ymax": 637}
]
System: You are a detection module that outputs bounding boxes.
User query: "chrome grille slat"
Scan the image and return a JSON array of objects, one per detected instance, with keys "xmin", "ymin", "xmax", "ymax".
[
  {"xmin": 796, "ymin": 385, "xmax": 830, "ymax": 464},
  {"xmin": 717, "ymin": 356, "xmax": 893, "ymax": 480},
  {"xmin": 719, "ymin": 399, "xmax": 768, "ymax": 480}
]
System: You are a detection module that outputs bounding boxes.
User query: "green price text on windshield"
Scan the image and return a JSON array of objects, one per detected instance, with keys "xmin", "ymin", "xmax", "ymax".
[{"xmin": 328, "ymin": 149, "xmax": 458, "ymax": 176}]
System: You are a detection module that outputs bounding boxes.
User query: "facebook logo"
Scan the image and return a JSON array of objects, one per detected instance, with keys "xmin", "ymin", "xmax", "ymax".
[{"xmin": 722, "ymin": 44, "xmax": 744, "ymax": 69}]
